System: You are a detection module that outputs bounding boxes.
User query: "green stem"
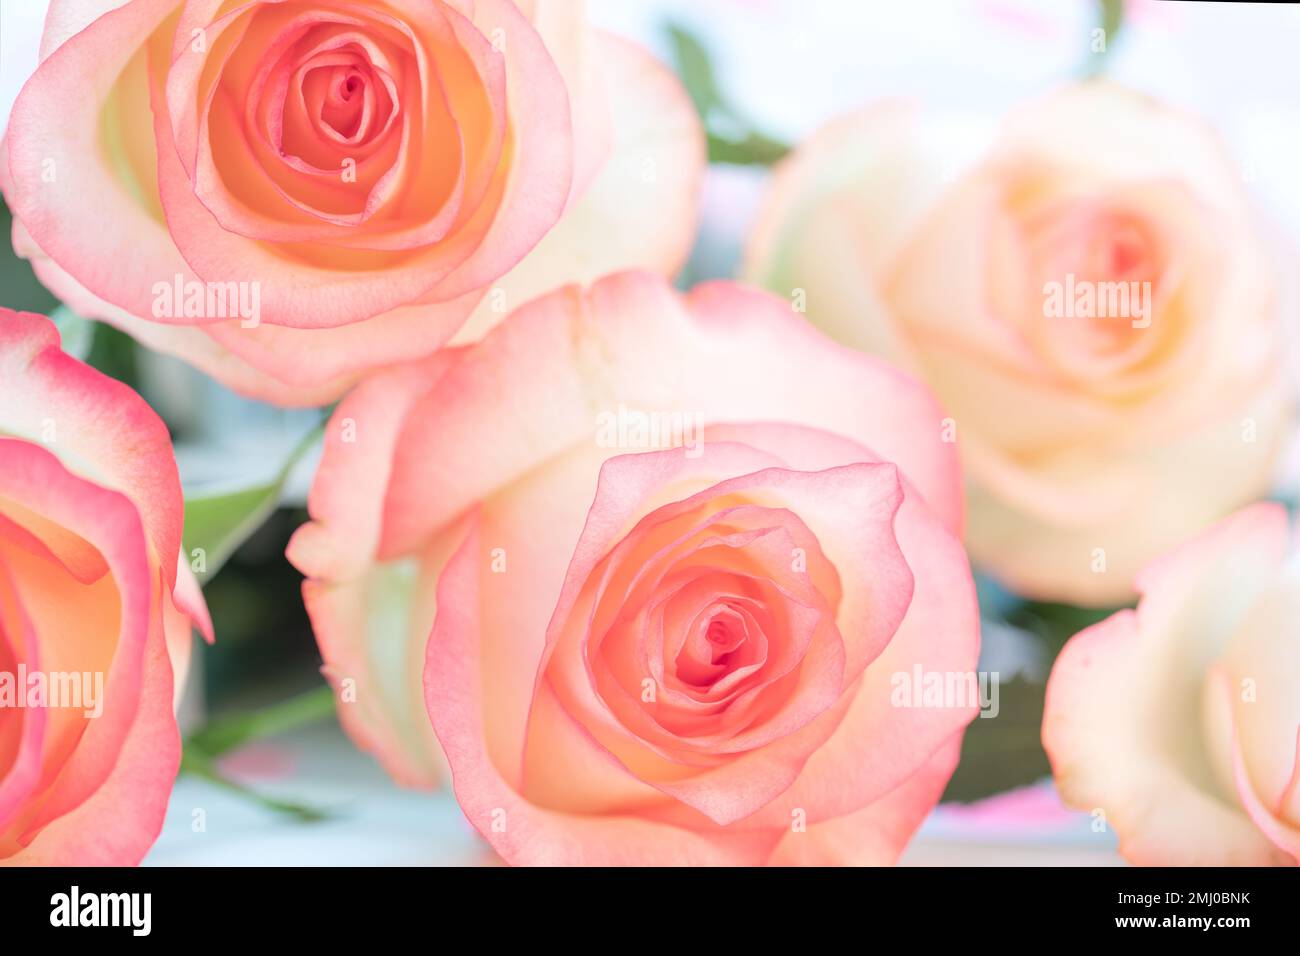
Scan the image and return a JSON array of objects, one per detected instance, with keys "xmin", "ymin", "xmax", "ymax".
[
  {"xmin": 179, "ymin": 686, "xmax": 339, "ymax": 820},
  {"xmin": 1082, "ymin": 0, "xmax": 1125, "ymax": 78},
  {"xmin": 186, "ymin": 685, "xmax": 338, "ymax": 757}
]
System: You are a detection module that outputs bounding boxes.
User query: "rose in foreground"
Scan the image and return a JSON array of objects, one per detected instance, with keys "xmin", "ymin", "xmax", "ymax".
[
  {"xmin": 0, "ymin": 309, "xmax": 211, "ymax": 865},
  {"xmin": 1, "ymin": 0, "xmax": 703, "ymax": 405},
  {"xmin": 1043, "ymin": 503, "xmax": 1299, "ymax": 865},
  {"xmin": 745, "ymin": 83, "xmax": 1291, "ymax": 606},
  {"xmin": 288, "ymin": 271, "xmax": 979, "ymax": 865}
]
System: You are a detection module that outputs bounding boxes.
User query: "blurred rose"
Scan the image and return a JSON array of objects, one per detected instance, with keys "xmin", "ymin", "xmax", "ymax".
[
  {"xmin": 288, "ymin": 271, "xmax": 978, "ymax": 865},
  {"xmin": 1043, "ymin": 503, "xmax": 1299, "ymax": 865},
  {"xmin": 746, "ymin": 83, "xmax": 1292, "ymax": 605},
  {"xmin": 0, "ymin": 0, "xmax": 702, "ymax": 405},
  {"xmin": 0, "ymin": 309, "xmax": 210, "ymax": 865}
]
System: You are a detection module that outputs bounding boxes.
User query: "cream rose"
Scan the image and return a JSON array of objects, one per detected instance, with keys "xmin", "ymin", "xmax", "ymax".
[
  {"xmin": 1043, "ymin": 503, "xmax": 1299, "ymax": 865},
  {"xmin": 745, "ymin": 83, "xmax": 1292, "ymax": 605}
]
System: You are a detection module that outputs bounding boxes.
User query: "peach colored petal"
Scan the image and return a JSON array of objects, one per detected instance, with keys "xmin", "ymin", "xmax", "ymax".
[
  {"xmin": 1197, "ymin": 666, "xmax": 1300, "ymax": 864},
  {"xmin": 288, "ymin": 349, "xmax": 458, "ymax": 583},
  {"xmin": 710, "ymin": 427, "xmax": 979, "ymax": 828},
  {"xmin": 302, "ymin": 548, "xmax": 454, "ymax": 788},
  {"xmin": 743, "ymin": 100, "xmax": 952, "ymax": 359},
  {"xmin": 0, "ymin": 440, "xmax": 152, "ymax": 846},
  {"xmin": 1217, "ymin": 565, "xmax": 1300, "ymax": 829},
  {"xmin": 3, "ymin": 0, "xmax": 202, "ymax": 326},
  {"xmin": 0, "ymin": 559, "xmax": 47, "ymax": 833},
  {"xmin": 0, "ymin": 311, "xmax": 185, "ymax": 593},
  {"xmin": 0, "ymin": 500, "xmax": 109, "ymax": 585},
  {"xmin": 766, "ymin": 733, "xmax": 963, "ymax": 865},
  {"xmin": 41, "ymin": 1, "xmax": 143, "ymax": 61},
  {"xmin": 965, "ymin": 376, "xmax": 1291, "ymax": 607},
  {"xmin": 288, "ymin": 350, "xmax": 459, "ymax": 782},
  {"xmin": 164, "ymin": 557, "xmax": 212, "ymax": 705},
  {"xmin": 199, "ymin": 291, "xmax": 479, "ymax": 393},
  {"xmin": 528, "ymin": 447, "xmax": 912, "ymax": 825},
  {"xmin": 381, "ymin": 271, "xmax": 962, "ymax": 558},
  {"xmin": 513, "ymin": 0, "xmax": 612, "ymax": 202},
  {"xmin": 4, "ymin": 616, "xmax": 179, "ymax": 866},
  {"xmin": 150, "ymin": 0, "xmax": 573, "ymax": 331},
  {"xmin": 450, "ymin": 31, "xmax": 704, "ymax": 345},
  {"xmin": 425, "ymin": 516, "xmax": 777, "ymax": 866}
]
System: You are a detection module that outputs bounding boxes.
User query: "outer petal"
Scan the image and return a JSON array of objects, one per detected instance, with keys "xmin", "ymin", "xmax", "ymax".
[
  {"xmin": 41, "ymin": 1, "xmax": 139, "ymax": 61},
  {"xmin": 997, "ymin": 83, "xmax": 1265, "ymax": 224},
  {"xmin": 512, "ymin": 0, "xmax": 611, "ymax": 201},
  {"xmin": 381, "ymin": 272, "xmax": 962, "ymax": 558},
  {"xmin": 1216, "ymin": 563, "xmax": 1300, "ymax": 849},
  {"xmin": 164, "ymin": 557, "xmax": 212, "ymax": 705},
  {"xmin": 0, "ymin": 310, "xmax": 184, "ymax": 593},
  {"xmin": 0, "ymin": 439, "xmax": 153, "ymax": 847},
  {"xmin": 1042, "ymin": 503, "xmax": 1293, "ymax": 865},
  {"xmin": 2, "ymin": 0, "xmax": 198, "ymax": 326},
  {"xmin": 287, "ymin": 351, "xmax": 459, "ymax": 783},
  {"xmin": 449, "ymin": 32, "xmax": 704, "ymax": 345},
  {"xmin": 766, "ymin": 733, "xmax": 964, "ymax": 866},
  {"xmin": 742, "ymin": 100, "xmax": 956, "ymax": 359},
  {"xmin": 964, "ymin": 375, "xmax": 1292, "ymax": 607},
  {"xmin": 4, "ymin": 614, "xmax": 179, "ymax": 865}
]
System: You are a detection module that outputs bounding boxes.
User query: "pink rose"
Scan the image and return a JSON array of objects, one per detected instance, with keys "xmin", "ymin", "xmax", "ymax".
[
  {"xmin": 1, "ymin": 1, "xmax": 703, "ymax": 405},
  {"xmin": 288, "ymin": 271, "xmax": 979, "ymax": 865},
  {"xmin": 0, "ymin": 309, "xmax": 210, "ymax": 865},
  {"xmin": 1043, "ymin": 503, "xmax": 1300, "ymax": 865},
  {"xmin": 745, "ymin": 84, "xmax": 1292, "ymax": 605}
]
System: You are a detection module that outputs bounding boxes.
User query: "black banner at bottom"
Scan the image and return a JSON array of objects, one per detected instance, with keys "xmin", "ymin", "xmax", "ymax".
[{"xmin": 0, "ymin": 865, "xmax": 1288, "ymax": 941}]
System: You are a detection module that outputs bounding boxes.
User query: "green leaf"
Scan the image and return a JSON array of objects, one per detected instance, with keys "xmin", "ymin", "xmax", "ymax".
[
  {"xmin": 666, "ymin": 23, "xmax": 725, "ymax": 121},
  {"xmin": 1101, "ymin": 0, "xmax": 1125, "ymax": 41},
  {"xmin": 665, "ymin": 22, "xmax": 791, "ymax": 167},
  {"xmin": 182, "ymin": 423, "xmax": 322, "ymax": 581},
  {"xmin": 180, "ymin": 750, "xmax": 329, "ymax": 823},
  {"xmin": 1082, "ymin": 0, "xmax": 1126, "ymax": 78},
  {"xmin": 186, "ymin": 685, "xmax": 339, "ymax": 759},
  {"xmin": 705, "ymin": 131, "xmax": 791, "ymax": 168},
  {"xmin": 179, "ymin": 685, "xmax": 339, "ymax": 822}
]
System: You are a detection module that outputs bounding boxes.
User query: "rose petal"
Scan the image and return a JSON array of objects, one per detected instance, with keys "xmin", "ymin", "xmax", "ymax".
[
  {"xmin": 1042, "ymin": 503, "xmax": 1292, "ymax": 864},
  {"xmin": 381, "ymin": 271, "xmax": 962, "ymax": 557}
]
